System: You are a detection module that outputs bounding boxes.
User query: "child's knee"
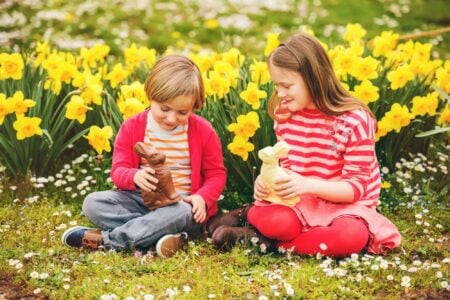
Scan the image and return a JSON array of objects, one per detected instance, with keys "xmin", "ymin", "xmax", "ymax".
[
  {"xmin": 248, "ymin": 205, "xmax": 301, "ymax": 240},
  {"xmin": 82, "ymin": 192, "xmax": 102, "ymax": 219}
]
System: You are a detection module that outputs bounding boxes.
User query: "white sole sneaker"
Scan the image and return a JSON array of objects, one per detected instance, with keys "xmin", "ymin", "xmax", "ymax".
[
  {"xmin": 61, "ymin": 226, "xmax": 92, "ymax": 246},
  {"xmin": 155, "ymin": 232, "xmax": 187, "ymax": 258}
]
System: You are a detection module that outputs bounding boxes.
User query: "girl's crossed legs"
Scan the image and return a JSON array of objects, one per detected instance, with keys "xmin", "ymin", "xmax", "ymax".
[{"xmin": 248, "ymin": 205, "xmax": 369, "ymax": 257}]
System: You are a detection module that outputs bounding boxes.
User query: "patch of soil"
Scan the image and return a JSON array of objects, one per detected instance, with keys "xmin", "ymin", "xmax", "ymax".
[{"xmin": 0, "ymin": 275, "xmax": 47, "ymax": 300}]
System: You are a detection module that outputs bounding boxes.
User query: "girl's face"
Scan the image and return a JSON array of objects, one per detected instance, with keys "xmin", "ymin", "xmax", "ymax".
[
  {"xmin": 150, "ymin": 94, "xmax": 195, "ymax": 131},
  {"xmin": 269, "ymin": 64, "xmax": 316, "ymax": 113}
]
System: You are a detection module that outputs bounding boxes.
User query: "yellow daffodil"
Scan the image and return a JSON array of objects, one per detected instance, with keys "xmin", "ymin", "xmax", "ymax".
[
  {"xmin": 375, "ymin": 119, "xmax": 390, "ymax": 141},
  {"xmin": 125, "ymin": 44, "xmax": 157, "ymax": 71},
  {"xmin": 119, "ymin": 81, "xmax": 148, "ymax": 105},
  {"xmin": 13, "ymin": 116, "xmax": 43, "ymax": 140},
  {"xmin": 411, "ymin": 42, "xmax": 432, "ymax": 63},
  {"xmin": 227, "ymin": 135, "xmax": 255, "ymax": 161},
  {"xmin": 333, "ymin": 49, "xmax": 357, "ymax": 77},
  {"xmin": 106, "ymin": 63, "xmax": 129, "ymax": 88},
  {"xmin": 81, "ymin": 81, "xmax": 103, "ymax": 106},
  {"xmin": 383, "ymin": 103, "xmax": 414, "ymax": 133},
  {"xmin": 249, "ymin": 61, "xmax": 270, "ymax": 85},
  {"xmin": 352, "ymin": 80, "xmax": 379, "ymax": 104},
  {"xmin": 190, "ymin": 53, "xmax": 215, "ymax": 73},
  {"xmin": 0, "ymin": 93, "xmax": 14, "ymax": 125},
  {"xmin": 9, "ymin": 91, "xmax": 36, "ymax": 117},
  {"xmin": 43, "ymin": 59, "xmax": 78, "ymax": 95},
  {"xmin": 264, "ymin": 33, "xmax": 280, "ymax": 57},
  {"xmin": 435, "ymin": 62, "xmax": 450, "ymax": 94},
  {"xmin": 343, "ymin": 23, "xmax": 367, "ymax": 43},
  {"xmin": 139, "ymin": 46, "xmax": 157, "ymax": 68},
  {"xmin": 0, "ymin": 53, "xmax": 24, "ymax": 80},
  {"xmin": 411, "ymin": 92, "xmax": 439, "ymax": 117},
  {"xmin": 387, "ymin": 64, "xmax": 414, "ymax": 90},
  {"xmin": 206, "ymin": 70, "xmax": 230, "ymax": 98},
  {"xmin": 65, "ymin": 95, "xmax": 92, "ymax": 124},
  {"xmin": 72, "ymin": 69, "xmax": 103, "ymax": 105},
  {"xmin": 350, "ymin": 56, "xmax": 380, "ymax": 81},
  {"xmin": 34, "ymin": 40, "xmax": 51, "ymax": 67},
  {"xmin": 213, "ymin": 60, "xmax": 239, "ymax": 88},
  {"xmin": 239, "ymin": 82, "xmax": 267, "ymax": 109},
  {"xmin": 372, "ymin": 31, "xmax": 399, "ymax": 58},
  {"xmin": 437, "ymin": 105, "xmax": 450, "ymax": 125},
  {"xmin": 221, "ymin": 48, "xmax": 244, "ymax": 67},
  {"xmin": 80, "ymin": 43, "xmax": 110, "ymax": 68},
  {"xmin": 84, "ymin": 125, "xmax": 113, "ymax": 154},
  {"xmin": 118, "ymin": 97, "xmax": 147, "ymax": 119},
  {"xmin": 227, "ymin": 111, "xmax": 260, "ymax": 138}
]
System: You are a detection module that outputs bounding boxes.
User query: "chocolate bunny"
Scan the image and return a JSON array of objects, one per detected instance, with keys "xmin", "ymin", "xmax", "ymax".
[{"xmin": 134, "ymin": 142, "xmax": 181, "ymax": 210}]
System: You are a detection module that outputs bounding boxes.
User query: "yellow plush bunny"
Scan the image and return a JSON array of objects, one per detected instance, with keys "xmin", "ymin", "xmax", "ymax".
[{"xmin": 258, "ymin": 141, "xmax": 300, "ymax": 206}]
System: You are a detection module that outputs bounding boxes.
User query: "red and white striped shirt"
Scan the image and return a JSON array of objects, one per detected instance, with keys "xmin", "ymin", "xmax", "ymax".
[{"xmin": 275, "ymin": 108, "xmax": 381, "ymax": 207}]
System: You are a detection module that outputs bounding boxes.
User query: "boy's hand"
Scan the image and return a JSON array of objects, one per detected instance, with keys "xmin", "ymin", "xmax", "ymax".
[
  {"xmin": 254, "ymin": 175, "xmax": 270, "ymax": 201},
  {"xmin": 133, "ymin": 167, "xmax": 158, "ymax": 192},
  {"xmin": 183, "ymin": 195, "xmax": 206, "ymax": 223}
]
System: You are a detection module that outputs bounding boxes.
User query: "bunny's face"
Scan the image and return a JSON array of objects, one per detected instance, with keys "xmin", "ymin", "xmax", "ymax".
[{"xmin": 146, "ymin": 152, "xmax": 166, "ymax": 165}]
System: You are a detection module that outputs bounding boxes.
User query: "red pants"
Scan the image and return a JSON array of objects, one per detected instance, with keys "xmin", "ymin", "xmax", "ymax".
[{"xmin": 248, "ymin": 205, "xmax": 369, "ymax": 257}]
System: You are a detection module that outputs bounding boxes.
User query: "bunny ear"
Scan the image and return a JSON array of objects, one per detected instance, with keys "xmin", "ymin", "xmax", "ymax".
[
  {"xmin": 134, "ymin": 142, "xmax": 150, "ymax": 157},
  {"xmin": 272, "ymin": 141, "xmax": 290, "ymax": 157}
]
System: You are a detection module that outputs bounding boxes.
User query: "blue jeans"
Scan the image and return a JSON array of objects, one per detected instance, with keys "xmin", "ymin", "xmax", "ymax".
[{"xmin": 82, "ymin": 190, "xmax": 195, "ymax": 250}]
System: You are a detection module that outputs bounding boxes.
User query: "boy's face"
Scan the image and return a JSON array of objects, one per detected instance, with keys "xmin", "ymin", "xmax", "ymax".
[{"xmin": 150, "ymin": 94, "xmax": 195, "ymax": 131}]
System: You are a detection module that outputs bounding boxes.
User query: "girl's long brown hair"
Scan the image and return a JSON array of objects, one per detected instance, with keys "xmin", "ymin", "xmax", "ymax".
[{"xmin": 268, "ymin": 32, "xmax": 375, "ymax": 120}]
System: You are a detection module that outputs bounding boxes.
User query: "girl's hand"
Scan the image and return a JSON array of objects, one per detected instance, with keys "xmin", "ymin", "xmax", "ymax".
[
  {"xmin": 273, "ymin": 169, "xmax": 308, "ymax": 199},
  {"xmin": 133, "ymin": 167, "xmax": 158, "ymax": 192},
  {"xmin": 183, "ymin": 195, "xmax": 207, "ymax": 223},
  {"xmin": 254, "ymin": 175, "xmax": 270, "ymax": 201}
]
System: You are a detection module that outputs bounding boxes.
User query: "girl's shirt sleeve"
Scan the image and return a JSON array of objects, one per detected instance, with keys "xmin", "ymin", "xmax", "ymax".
[{"xmin": 341, "ymin": 112, "xmax": 380, "ymax": 203}]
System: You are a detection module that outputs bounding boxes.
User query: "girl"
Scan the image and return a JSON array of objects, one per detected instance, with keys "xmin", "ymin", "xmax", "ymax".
[
  {"xmin": 62, "ymin": 55, "xmax": 226, "ymax": 257},
  {"xmin": 208, "ymin": 32, "xmax": 401, "ymax": 257}
]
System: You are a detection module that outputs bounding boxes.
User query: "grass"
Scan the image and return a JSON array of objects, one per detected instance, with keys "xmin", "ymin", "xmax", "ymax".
[{"xmin": 0, "ymin": 145, "xmax": 449, "ymax": 299}]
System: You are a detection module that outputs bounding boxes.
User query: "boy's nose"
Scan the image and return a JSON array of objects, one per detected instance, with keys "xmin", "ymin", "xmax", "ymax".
[{"xmin": 166, "ymin": 112, "xmax": 177, "ymax": 123}]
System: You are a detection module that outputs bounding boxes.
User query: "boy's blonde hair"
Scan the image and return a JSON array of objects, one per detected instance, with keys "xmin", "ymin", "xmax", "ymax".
[
  {"xmin": 144, "ymin": 55, "xmax": 205, "ymax": 110},
  {"xmin": 268, "ymin": 32, "xmax": 374, "ymax": 120}
]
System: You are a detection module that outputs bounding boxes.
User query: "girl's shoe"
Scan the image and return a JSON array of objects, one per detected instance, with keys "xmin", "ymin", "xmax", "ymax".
[
  {"xmin": 206, "ymin": 204, "xmax": 253, "ymax": 235},
  {"xmin": 211, "ymin": 225, "xmax": 273, "ymax": 252}
]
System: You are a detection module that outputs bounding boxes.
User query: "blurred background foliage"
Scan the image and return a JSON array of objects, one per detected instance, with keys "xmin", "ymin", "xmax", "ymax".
[{"xmin": 1, "ymin": 0, "xmax": 449, "ymax": 58}]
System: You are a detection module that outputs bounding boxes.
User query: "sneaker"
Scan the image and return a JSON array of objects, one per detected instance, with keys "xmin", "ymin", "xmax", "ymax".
[
  {"xmin": 61, "ymin": 226, "xmax": 103, "ymax": 250},
  {"xmin": 155, "ymin": 232, "xmax": 187, "ymax": 258}
]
